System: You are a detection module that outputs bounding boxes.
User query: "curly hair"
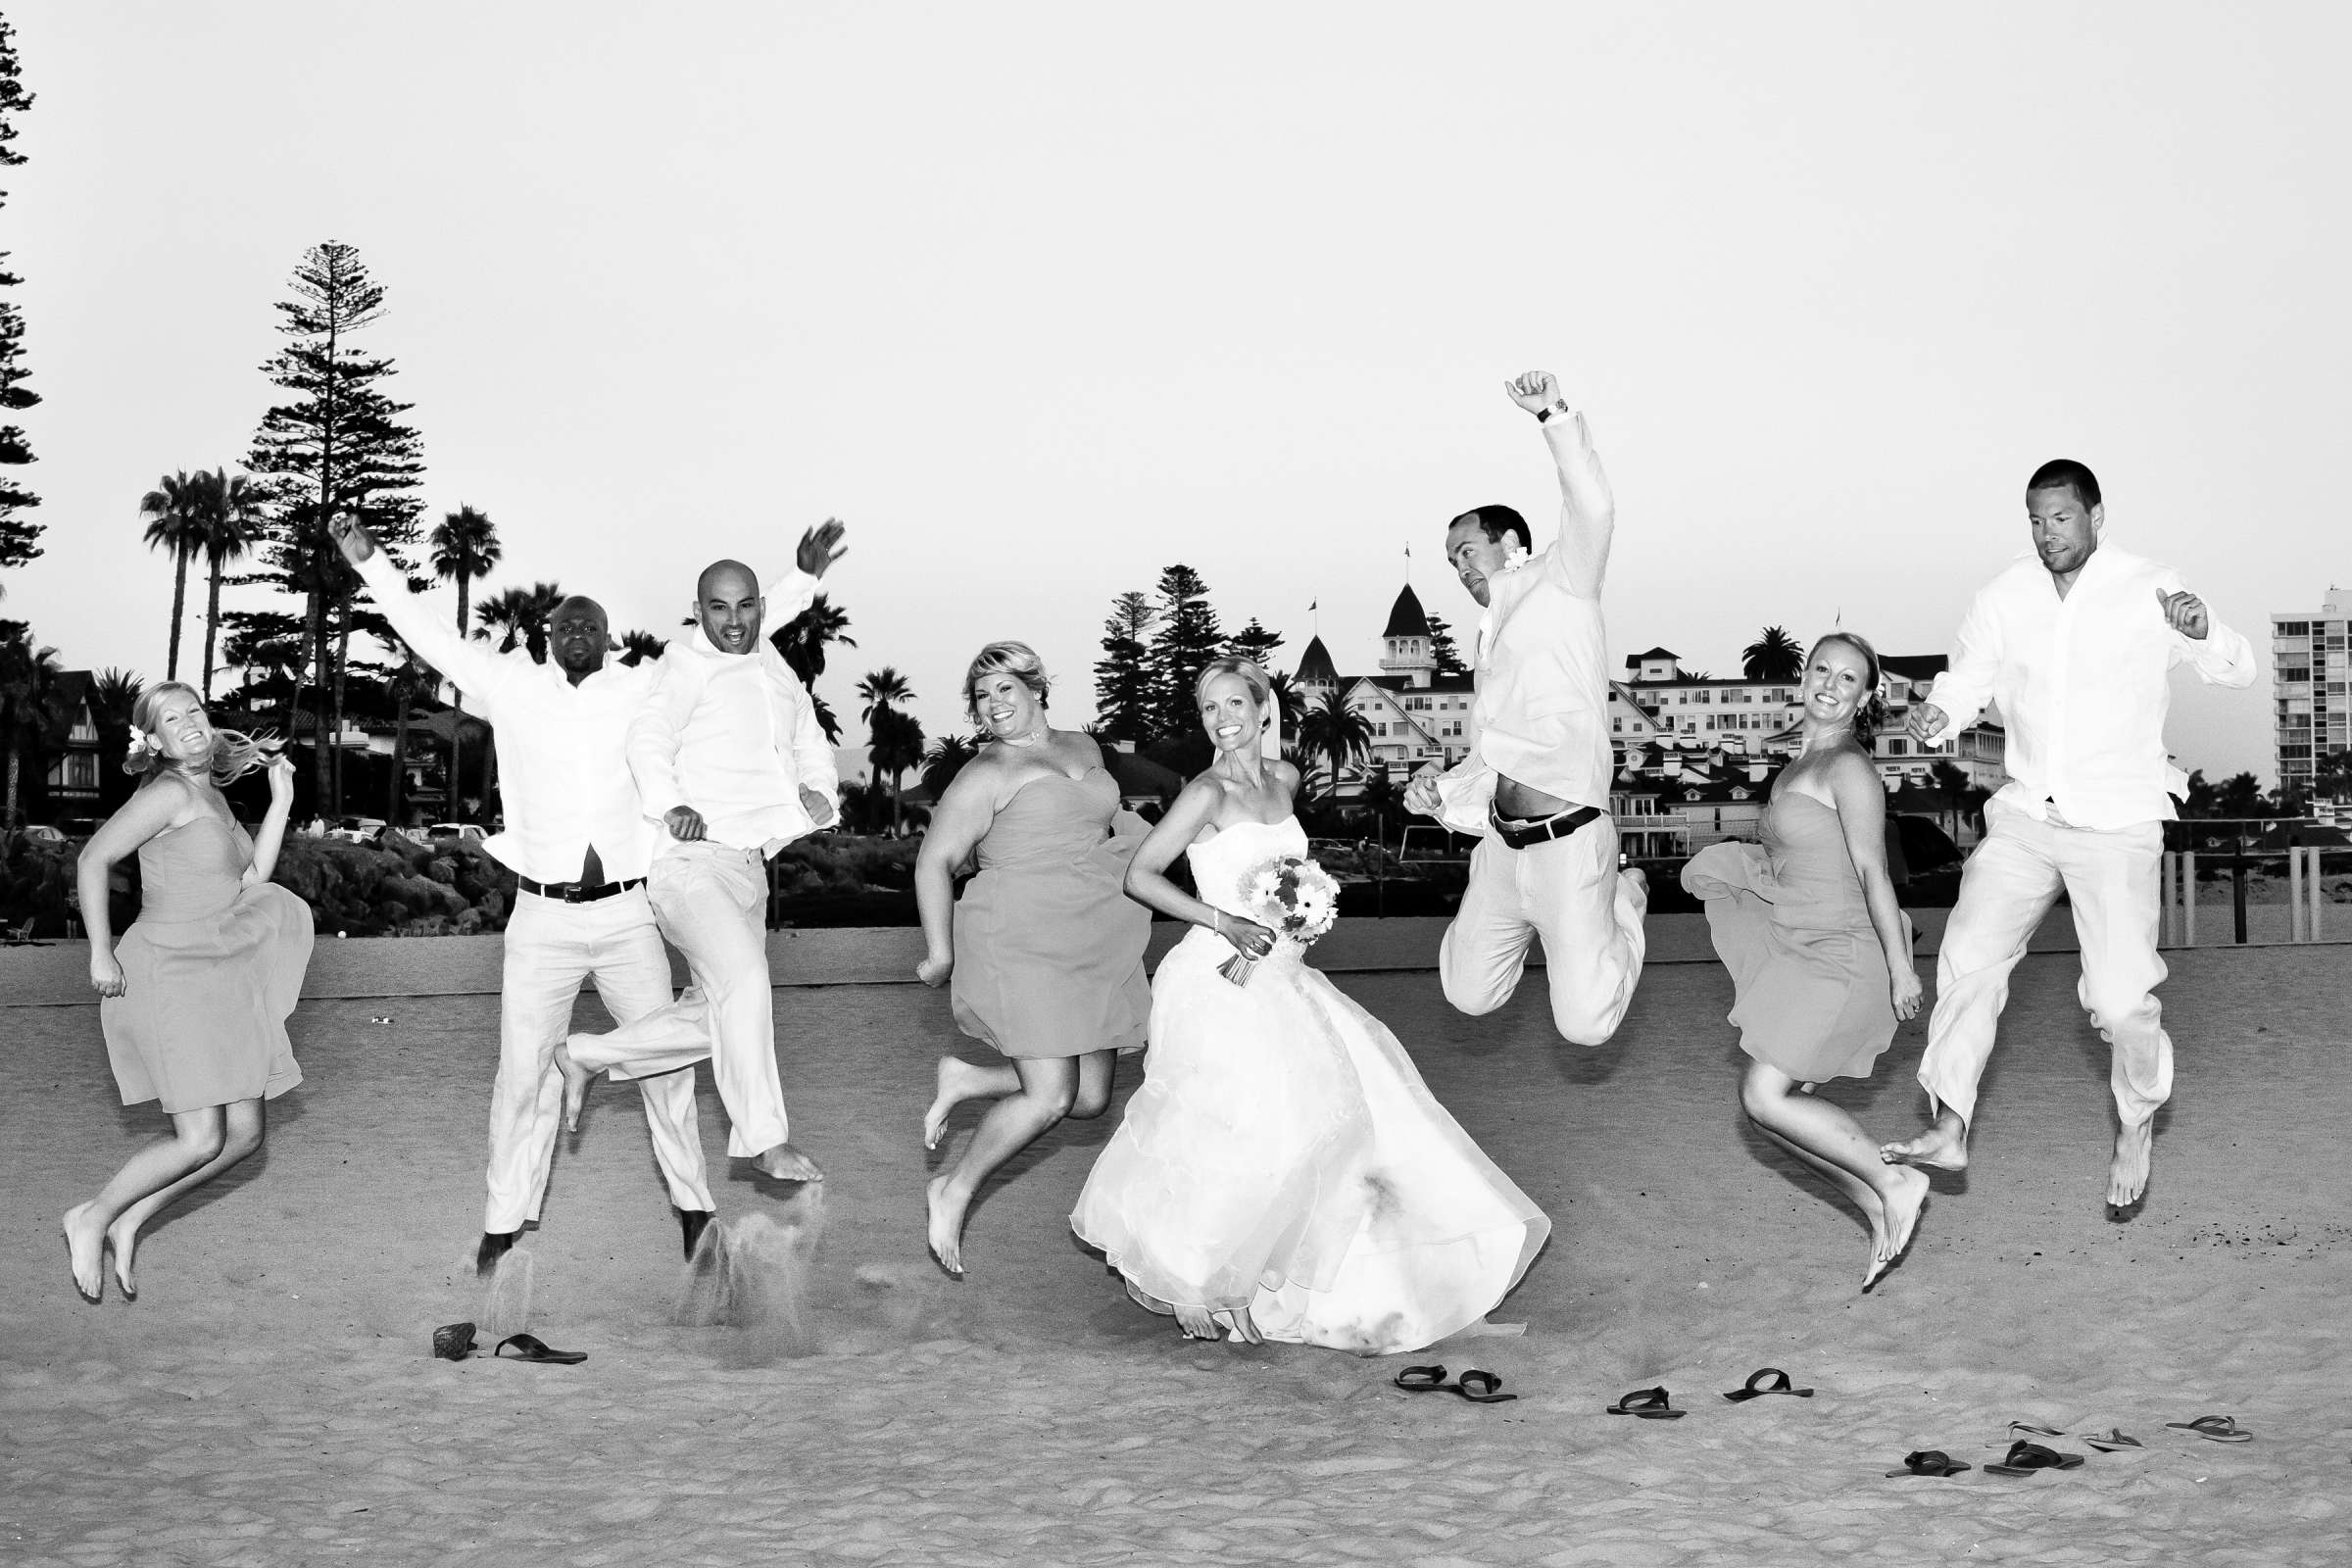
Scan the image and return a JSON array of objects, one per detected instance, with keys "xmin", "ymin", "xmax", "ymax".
[
  {"xmin": 961, "ymin": 641, "xmax": 1052, "ymax": 726},
  {"xmin": 1806, "ymin": 633, "xmax": 1887, "ymax": 752},
  {"xmin": 123, "ymin": 682, "xmax": 282, "ymax": 786}
]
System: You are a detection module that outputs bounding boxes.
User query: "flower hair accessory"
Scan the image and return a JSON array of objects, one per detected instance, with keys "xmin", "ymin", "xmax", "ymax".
[
  {"xmin": 1218, "ymin": 853, "xmax": 1343, "ymax": 986},
  {"xmin": 124, "ymin": 725, "xmax": 153, "ymax": 760}
]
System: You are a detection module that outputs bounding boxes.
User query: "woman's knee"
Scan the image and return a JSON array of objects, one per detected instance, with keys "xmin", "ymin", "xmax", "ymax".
[
  {"xmin": 1739, "ymin": 1064, "xmax": 1786, "ymax": 1121},
  {"xmin": 1067, "ymin": 1086, "xmax": 1110, "ymax": 1120}
]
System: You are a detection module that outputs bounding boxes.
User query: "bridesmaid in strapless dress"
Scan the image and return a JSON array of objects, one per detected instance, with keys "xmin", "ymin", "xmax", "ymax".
[
  {"xmin": 61, "ymin": 683, "xmax": 314, "ymax": 1302},
  {"xmin": 915, "ymin": 642, "xmax": 1150, "ymax": 1275},
  {"xmin": 1070, "ymin": 658, "xmax": 1549, "ymax": 1352},
  {"xmin": 1680, "ymin": 633, "xmax": 1928, "ymax": 1290}
]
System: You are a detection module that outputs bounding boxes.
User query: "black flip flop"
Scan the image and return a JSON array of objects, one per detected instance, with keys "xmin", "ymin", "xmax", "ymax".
[
  {"xmin": 494, "ymin": 1333, "xmax": 587, "ymax": 1365},
  {"xmin": 1606, "ymin": 1386, "xmax": 1687, "ymax": 1420},
  {"xmin": 1394, "ymin": 1364, "xmax": 1452, "ymax": 1392},
  {"xmin": 1453, "ymin": 1370, "xmax": 1517, "ymax": 1404},
  {"xmin": 2083, "ymin": 1429, "xmax": 2144, "ymax": 1452},
  {"xmin": 1723, "ymin": 1367, "xmax": 1814, "ymax": 1402},
  {"xmin": 2164, "ymin": 1414, "xmax": 2253, "ymax": 1444},
  {"xmin": 431, "ymin": 1321, "xmax": 478, "ymax": 1361},
  {"xmin": 1984, "ymin": 1440, "xmax": 2084, "ymax": 1477},
  {"xmin": 1886, "ymin": 1449, "xmax": 1972, "ymax": 1478}
]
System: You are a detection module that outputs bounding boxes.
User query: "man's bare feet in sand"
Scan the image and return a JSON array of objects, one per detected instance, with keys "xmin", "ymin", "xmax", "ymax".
[
  {"xmin": 553, "ymin": 1040, "xmax": 591, "ymax": 1133},
  {"xmin": 1865, "ymin": 1165, "xmax": 1931, "ymax": 1290},
  {"xmin": 752, "ymin": 1142, "xmax": 824, "ymax": 1182},
  {"xmin": 103, "ymin": 1214, "xmax": 142, "ymax": 1299},
  {"xmin": 1881, "ymin": 1110, "xmax": 1969, "ymax": 1171},
  {"xmin": 61, "ymin": 1202, "xmax": 106, "ymax": 1302},
  {"xmin": 925, "ymin": 1172, "xmax": 968, "ymax": 1276},
  {"xmin": 2108, "ymin": 1119, "xmax": 2153, "ymax": 1213},
  {"xmin": 922, "ymin": 1056, "xmax": 995, "ymax": 1152}
]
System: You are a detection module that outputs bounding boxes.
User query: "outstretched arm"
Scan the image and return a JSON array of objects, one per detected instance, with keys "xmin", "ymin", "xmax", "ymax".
[
  {"xmin": 762, "ymin": 518, "xmax": 850, "ymax": 630},
  {"xmin": 332, "ymin": 516, "xmax": 515, "ymax": 702},
  {"xmin": 1505, "ymin": 370, "xmax": 1616, "ymax": 601}
]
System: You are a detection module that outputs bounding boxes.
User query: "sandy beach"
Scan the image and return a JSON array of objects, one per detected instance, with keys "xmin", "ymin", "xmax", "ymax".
[{"xmin": 4, "ymin": 927, "xmax": 2347, "ymax": 1566}]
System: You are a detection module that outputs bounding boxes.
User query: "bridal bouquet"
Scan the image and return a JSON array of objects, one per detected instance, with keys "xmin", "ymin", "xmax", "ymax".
[{"xmin": 1218, "ymin": 854, "xmax": 1343, "ymax": 986}]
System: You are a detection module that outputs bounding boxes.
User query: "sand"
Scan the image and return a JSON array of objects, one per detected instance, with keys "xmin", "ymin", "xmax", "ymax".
[{"xmin": 3, "ymin": 933, "xmax": 2347, "ymax": 1566}]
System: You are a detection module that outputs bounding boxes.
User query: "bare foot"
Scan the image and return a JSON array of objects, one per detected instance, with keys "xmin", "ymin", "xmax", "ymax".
[
  {"xmin": 553, "ymin": 1040, "xmax": 591, "ymax": 1133},
  {"xmin": 1212, "ymin": 1306, "xmax": 1262, "ymax": 1345},
  {"xmin": 1173, "ymin": 1303, "xmax": 1221, "ymax": 1340},
  {"xmin": 925, "ymin": 1173, "xmax": 967, "ymax": 1276},
  {"xmin": 1865, "ymin": 1165, "xmax": 1931, "ymax": 1290},
  {"xmin": 752, "ymin": 1142, "xmax": 824, "ymax": 1183},
  {"xmin": 62, "ymin": 1203, "xmax": 106, "ymax": 1302},
  {"xmin": 923, "ymin": 1056, "xmax": 989, "ymax": 1152},
  {"xmin": 1881, "ymin": 1111, "xmax": 1969, "ymax": 1171},
  {"xmin": 2108, "ymin": 1120, "xmax": 2153, "ymax": 1213},
  {"xmin": 103, "ymin": 1214, "xmax": 140, "ymax": 1299}
]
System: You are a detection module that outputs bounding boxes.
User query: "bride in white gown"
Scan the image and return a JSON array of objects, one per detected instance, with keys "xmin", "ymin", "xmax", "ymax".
[{"xmin": 1070, "ymin": 658, "xmax": 1550, "ymax": 1353}]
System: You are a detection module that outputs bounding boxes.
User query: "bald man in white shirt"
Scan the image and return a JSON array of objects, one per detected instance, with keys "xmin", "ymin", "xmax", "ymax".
[
  {"xmin": 1403, "ymin": 370, "xmax": 1648, "ymax": 1045},
  {"xmin": 335, "ymin": 516, "xmax": 838, "ymax": 1271},
  {"xmin": 563, "ymin": 556, "xmax": 841, "ymax": 1185},
  {"xmin": 1881, "ymin": 460, "xmax": 2256, "ymax": 1214}
]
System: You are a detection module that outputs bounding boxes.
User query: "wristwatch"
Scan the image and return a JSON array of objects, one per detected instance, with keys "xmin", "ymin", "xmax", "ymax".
[{"xmin": 1534, "ymin": 400, "xmax": 1571, "ymax": 423}]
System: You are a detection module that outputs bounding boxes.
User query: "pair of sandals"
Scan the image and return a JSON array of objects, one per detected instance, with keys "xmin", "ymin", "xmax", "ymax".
[
  {"xmin": 431, "ymin": 1320, "xmax": 588, "ymax": 1365},
  {"xmin": 1606, "ymin": 1366, "xmax": 1816, "ymax": 1420},
  {"xmin": 1393, "ymin": 1364, "xmax": 1516, "ymax": 1403},
  {"xmin": 1891, "ymin": 1414, "xmax": 2255, "ymax": 1478}
]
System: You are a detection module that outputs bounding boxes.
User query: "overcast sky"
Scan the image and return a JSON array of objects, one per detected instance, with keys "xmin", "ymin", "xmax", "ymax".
[{"xmin": 6, "ymin": 2, "xmax": 2345, "ymax": 784}]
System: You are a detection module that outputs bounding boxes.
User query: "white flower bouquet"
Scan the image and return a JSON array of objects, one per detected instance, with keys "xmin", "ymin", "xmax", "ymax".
[{"xmin": 1217, "ymin": 854, "xmax": 1342, "ymax": 985}]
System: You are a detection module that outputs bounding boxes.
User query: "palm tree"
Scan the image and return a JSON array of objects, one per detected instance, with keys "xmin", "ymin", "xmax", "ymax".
[
  {"xmin": 0, "ymin": 621, "xmax": 64, "ymax": 829},
  {"xmin": 1741, "ymin": 625, "xmax": 1803, "ymax": 684},
  {"xmin": 858, "ymin": 668, "xmax": 918, "ymax": 835},
  {"xmin": 430, "ymin": 507, "xmax": 501, "ymax": 818},
  {"xmin": 857, "ymin": 665, "xmax": 912, "ymax": 723},
  {"xmin": 1296, "ymin": 690, "xmax": 1373, "ymax": 795},
  {"xmin": 193, "ymin": 469, "xmax": 265, "ymax": 702},
  {"xmin": 771, "ymin": 593, "xmax": 856, "ymax": 685},
  {"xmin": 138, "ymin": 471, "xmax": 207, "ymax": 682},
  {"xmin": 1265, "ymin": 669, "xmax": 1302, "ymax": 744},
  {"xmin": 920, "ymin": 733, "xmax": 979, "ymax": 801},
  {"xmin": 2315, "ymin": 747, "xmax": 2352, "ymax": 805},
  {"xmin": 617, "ymin": 630, "xmax": 667, "ymax": 666},
  {"xmin": 91, "ymin": 668, "xmax": 145, "ymax": 811},
  {"xmin": 474, "ymin": 583, "xmax": 564, "ymax": 662}
]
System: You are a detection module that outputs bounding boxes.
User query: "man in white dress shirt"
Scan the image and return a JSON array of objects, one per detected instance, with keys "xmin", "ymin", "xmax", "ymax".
[
  {"xmin": 1881, "ymin": 460, "xmax": 2255, "ymax": 1213},
  {"xmin": 1403, "ymin": 370, "xmax": 1647, "ymax": 1045},
  {"xmin": 333, "ymin": 517, "xmax": 838, "ymax": 1269},
  {"xmin": 563, "ymin": 557, "xmax": 840, "ymax": 1185}
]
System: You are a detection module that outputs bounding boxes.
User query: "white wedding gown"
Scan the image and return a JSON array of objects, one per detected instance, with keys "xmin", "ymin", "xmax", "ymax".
[{"xmin": 1069, "ymin": 817, "xmax": 1550, "ymax": 1354}]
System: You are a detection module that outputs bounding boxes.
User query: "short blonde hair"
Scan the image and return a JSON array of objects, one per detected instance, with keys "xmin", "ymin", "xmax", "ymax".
[
  {"xmin": 962, "ymin": 641, "xmax": 1052, "ymax": 725},
  {"xmin": 1193, "ymin": 657, "xmax": 1273, "ymax": 725}
]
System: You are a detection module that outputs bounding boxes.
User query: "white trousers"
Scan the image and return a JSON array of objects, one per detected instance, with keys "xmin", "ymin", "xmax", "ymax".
[
  {"xmin": 569, "ymin": 841, "xmax": 787, "ymax": 1158},
  {"xmin": 486, "ymin": 887, "xmax": 712, "ymax": 1234},
  {"xmin": 1440, "ymin": 815, "xmax": 1647, "ymax": 1046},
  {"xmin": 1918, "ymin": 798, "xmax": 2173, "ymax": 1130}
]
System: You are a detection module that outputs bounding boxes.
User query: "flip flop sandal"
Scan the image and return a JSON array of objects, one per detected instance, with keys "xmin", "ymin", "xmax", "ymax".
[
  {"xmin": 1606, "ymin": 1387, "xmax": 1687, "ymax": 1420},
  {"xmin": 1886, "ymin": 1449, "xmax": 1972, "ymax": 1478},
  {"xmin": 1394, "ymin": 1364, "xmax": 1452, "ymax": 1393},
  {"xmin": 1984, "ymin": 1440, "xmax": 2085, "ymax": 1477},
  {"xmin": 494, "ymin": 1333, "xmax": 588, "ymax": 1365},
  {"xmin": 1723, "ymin": 1367, "xmax": 1815, "ymax": 1402},
  {"xmin": 2083, "ymin": 1429, "xmax": 2144, "ymax": 1452},
  {"xmin": 1452, "ymin": 1370, "xmax": 1517, "ymax": 1404},
  {"xmin": 2164, "ymin": 1415, "xmax": 2254, "ymax": 1443},
  {"xmin": 431, "ymin": 1321, "xmax": 478, "ymax": 1361}
]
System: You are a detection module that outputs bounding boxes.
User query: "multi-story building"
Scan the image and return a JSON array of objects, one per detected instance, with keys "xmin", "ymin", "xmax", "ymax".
[{"xmin": 2273, "ymin": 587, "xmax": 2348, "ymax": 800}]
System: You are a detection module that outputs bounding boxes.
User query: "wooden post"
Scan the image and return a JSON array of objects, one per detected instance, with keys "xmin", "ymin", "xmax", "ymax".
[
  {"xmin": 2230, "ymin": 841, "xmax": 2249, "ymax": 945},
  {"xmin": 2289, "ymin": 843, "xmax": 2307, "ymax": 943},
  {"xmin": 2182, "ymin": 852, "xmax": 2197, "ymax": 949}
]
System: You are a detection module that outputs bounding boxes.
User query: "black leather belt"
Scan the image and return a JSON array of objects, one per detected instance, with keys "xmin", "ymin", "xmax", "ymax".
[
  {"xmin": 1489, "ymin": 805, "xmax": 1605, "ymax": 849},
  {"xmin": 517, "ymin": 875, "xmax": 645, "ymax": 904}
]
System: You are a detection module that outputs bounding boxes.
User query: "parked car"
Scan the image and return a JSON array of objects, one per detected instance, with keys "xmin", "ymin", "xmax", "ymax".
[
  {"xmin": 21, "ymin": 824, "xmax": 67, "ymax": 844},
  {"xmin": 325, "ymin": 816, "xmax": 389, "ymax": 844},
  {"xmin": 427, "ymin": 822, "xmax": 487, "ymax": 846}
]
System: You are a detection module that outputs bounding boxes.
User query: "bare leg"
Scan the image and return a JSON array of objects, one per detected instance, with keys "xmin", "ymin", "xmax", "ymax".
[
  {"xmin": 552, "ymin": 1039, "xmax": 591, "ymax": 1133},
  {"xmin": 923, "ymin": 1056, "xmax": 1020, "ymax": 1151},
  {"xmin": 1172, "ymin": 1303, "xmax": 1221, "ymax": 1339},
  {"xmin": 1881, "ymin": 1107, "xmax": 1969, "ymax": 1171},
  {"xmin": 2109, "ymin": 1118, "xmax": 2153, "ymax": 1211},
  {"xmin": 925, "ymin": 1055, "xmax": 1078, "ymax": 1275},
  {"xmin": 61, "ymin": 1105, "xmax": 234, "ymax": 1301},
  {"xmin": 104, "ymin": 1101, "xmax": 266, "ymax": 1298},
  {"xmin": 1742, "ymin": 1063, "xmax": 1929, "ymax": 1289}
]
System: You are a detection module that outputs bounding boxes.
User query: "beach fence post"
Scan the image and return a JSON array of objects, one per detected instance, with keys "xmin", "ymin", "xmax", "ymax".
[
  {"xmin": 2182, "ymin": 852, "xmax": 2197, "ymax": 948},
  {"xmin": 2230, "ymin": 841, "xmax": 2249, "ymax": 945},
  {"xmin": 2306, "ymin": 846, "xmax": 2325, "ymax": 943},
  {"xmin": 2289, "ymin": 845, "xmax": 2307, "ymax": 944},
  {"xmin": 2162, "ymin": 851, "xmax": 2183, "ymax": 948}
]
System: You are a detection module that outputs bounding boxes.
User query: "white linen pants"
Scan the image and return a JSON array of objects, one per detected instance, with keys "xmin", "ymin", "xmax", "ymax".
[
  {"xmin": 569, "ymin": 841, "xmax": 788, "ymax": 1158},
  {"xmin": 1918, "ymin": 799, "xmax": 2172, "ymax": 1130},
  {"xmin": 486, "ymin": 887, "xmax": 712, "ymax": 1234},
  {"xmin": 1440, "ymin": 815, "xmax": 1647, "ymax": 1046}
]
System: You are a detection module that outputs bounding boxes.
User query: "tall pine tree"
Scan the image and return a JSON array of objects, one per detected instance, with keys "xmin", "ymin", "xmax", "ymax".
[
  {"xmin": 1426, "ymin": 613, "xmax": 1469, "ymax": 677},
  {"xmin": 0, "ymin": 17, "xmax": 40, "ymax": 572},
  {"xmin": 241, "ymin": 242, "xmax": 425, "ymax": 812},
  {"xmin": 1148, "ymin": 564, "xmax": 1223, "ymax": 742},
  {"xmin": 1092, "ymin": 589, "xmax": 1157, "ymax": 745},
  {"xmin": 1225, "ymin": 617, "xmax": 1285, "ymax": 670}
]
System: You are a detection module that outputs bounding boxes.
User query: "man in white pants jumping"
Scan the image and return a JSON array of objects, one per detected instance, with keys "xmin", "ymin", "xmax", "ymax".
[
  {"xmin": 335, "ymin": 516, "xmax": 833, "ymax": 1270},
  {"xmin": 563, "ymin": 556, "xmax": 841, "ymax": 1185},
  {"xmin": 1404, "ymin": 370, "xmax": 1647, "ymax": 1045},
  {"xmin": 1881, "ymin": 459, "xmax": 2255, "ymax": 1214}
]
